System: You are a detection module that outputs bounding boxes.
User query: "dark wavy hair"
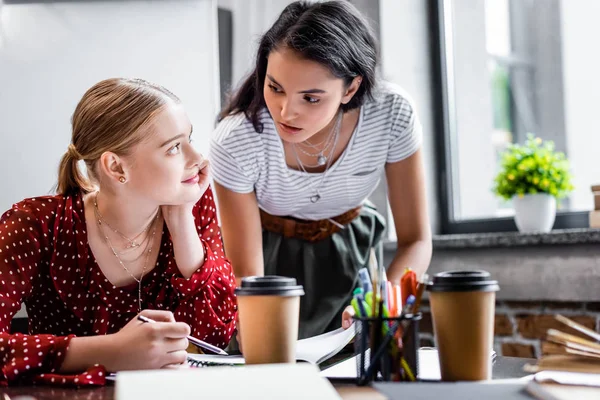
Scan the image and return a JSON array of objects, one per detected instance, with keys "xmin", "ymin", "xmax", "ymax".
[{"xmin": 219, "ymin": 0, "xmax": 379, "ymax": 133}]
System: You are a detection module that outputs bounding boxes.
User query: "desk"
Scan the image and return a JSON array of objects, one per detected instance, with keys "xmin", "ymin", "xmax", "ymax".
[{"xmin": 0, "ymin": 357, "xmax": 534, "ymax": 400}]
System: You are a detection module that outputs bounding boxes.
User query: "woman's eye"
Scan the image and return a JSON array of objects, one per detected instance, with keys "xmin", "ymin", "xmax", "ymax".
[
  {"xmin": 167, "ymin": 143, "xmax": 181, "ymax": 155},
  {"xmin": 304, "ymin": 96, "xmax": 320, "ymax": 104},
  {"xmin": 268, "ymin": 84, "xmax": 282, "ymax": 93}
]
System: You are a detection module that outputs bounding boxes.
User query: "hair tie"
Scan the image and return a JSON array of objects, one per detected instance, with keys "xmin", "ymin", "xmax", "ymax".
[{"xmin": 68, "ymin": 143, "xmax": 83, "ymax": 160}]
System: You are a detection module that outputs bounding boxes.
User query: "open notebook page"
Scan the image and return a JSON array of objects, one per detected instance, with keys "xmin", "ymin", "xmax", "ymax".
[{"xmin": 187, "ymin": 323, "xmax": 356, "ymax": 367}]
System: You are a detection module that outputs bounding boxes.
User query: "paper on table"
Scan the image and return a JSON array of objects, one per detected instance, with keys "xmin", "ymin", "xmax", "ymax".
[
  {"xmin": 533, "ymin": 370, "xmax": 600, "ymax": 387},
  {"xmin": 525, "ymin": 377, "xmax": 600, "ymax": 400},
  {"xmin": 296, "ymin": 323, "xmax": 356, "ymax": 364},
  {"xmin": 321, "ymin": 348, "xmax": 443, "ymax": 380},
  {"xmin": 321, "ymin": 348, "xmax": 497, "ymax": 381},
  {"xmin": 115, "ymin": 363, "xmax": 342, "ymax": 400}
]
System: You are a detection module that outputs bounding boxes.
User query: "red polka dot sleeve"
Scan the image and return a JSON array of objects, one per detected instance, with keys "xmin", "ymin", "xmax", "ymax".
[
  {"xmin": 169, "ymin": 187, "xmax": 237, "ymax": 349},
  {"xmin": 0, "ymin": 206, "xmax": 104, "ymax": 386}
]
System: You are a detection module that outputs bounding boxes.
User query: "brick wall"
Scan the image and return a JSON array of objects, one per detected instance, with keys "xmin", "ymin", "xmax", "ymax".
[{"xmin": 417, "ymin": 300, "xmax": 600, "ymax": 359}]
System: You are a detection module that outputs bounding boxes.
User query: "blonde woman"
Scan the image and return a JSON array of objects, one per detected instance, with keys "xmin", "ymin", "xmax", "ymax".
[{"xmin": 0, "ymin": 78, "xmax": 236, "ymax": 385}]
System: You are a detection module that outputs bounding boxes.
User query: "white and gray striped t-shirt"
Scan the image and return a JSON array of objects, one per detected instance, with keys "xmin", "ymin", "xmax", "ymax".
[{"xmin": 209, "ymin": 83, "xmax": 422, "ymax": 220}]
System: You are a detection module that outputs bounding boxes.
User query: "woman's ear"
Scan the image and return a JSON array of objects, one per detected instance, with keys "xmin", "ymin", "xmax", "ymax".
[
  {"xmin": 341, "ymin": 76, "xmax": 363, "ymax": 105},
  {"xmin": 98, "ymin": 151, "xmax": 127, "ymax": 184}
]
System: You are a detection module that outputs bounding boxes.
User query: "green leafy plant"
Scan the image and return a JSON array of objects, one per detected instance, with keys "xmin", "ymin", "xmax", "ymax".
[{"xmin": 492, "ymin": 134, "xmax": 574, "ymax": 200}]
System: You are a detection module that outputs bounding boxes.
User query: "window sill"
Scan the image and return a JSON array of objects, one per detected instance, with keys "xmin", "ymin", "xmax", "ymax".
[
  {"xmin": 382, "ymin": 228, "xmax": 600, "ymax": 302},
  {"xmin": 383, "ymin": 228, "xmax": 600, "ymax": 251},
  {"xmin": 430, "ymin": 228, "xmax": 600, "ymax": 250}
]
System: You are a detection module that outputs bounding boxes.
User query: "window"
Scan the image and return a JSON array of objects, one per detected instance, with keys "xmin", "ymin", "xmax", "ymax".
[{"xmin": 433, "ymin": 0, "xmax": 592, "ymax": 233}]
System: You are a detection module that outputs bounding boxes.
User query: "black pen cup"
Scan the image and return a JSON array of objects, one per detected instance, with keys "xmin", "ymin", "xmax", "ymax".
[{"xmin": 353, "ymin": 313, "xmax": 421, "ymax": 386}]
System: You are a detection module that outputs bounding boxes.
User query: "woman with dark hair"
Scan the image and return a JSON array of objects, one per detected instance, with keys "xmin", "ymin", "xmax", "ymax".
[{"xmin": 211, "ymin": 0, "xmax": 431, "ymax": 339}]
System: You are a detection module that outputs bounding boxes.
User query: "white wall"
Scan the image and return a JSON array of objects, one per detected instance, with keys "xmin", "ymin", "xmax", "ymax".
[
  {"xmin": 218, "ymin": 0, "xmax": 297, "ymax": 88},
  {"xmin": 380, "ymin": 0, "xmax": 440, "ymax": 233},
  {"xmin": 561, "ymin": 0, "xmax": 600, "ymax": 211},
  {"xmin": 0, "ymin": 0, "xmax": 220, "ymax": 212}
]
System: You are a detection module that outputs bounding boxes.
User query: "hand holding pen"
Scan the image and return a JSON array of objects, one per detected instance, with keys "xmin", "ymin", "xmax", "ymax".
[
  {"xmin": 101, "ymin": 310, "xmax": 192, "ymax": 371},
  {"xmin": 138, "ymin": 314, "xmax": 228, "ymax": 356}
]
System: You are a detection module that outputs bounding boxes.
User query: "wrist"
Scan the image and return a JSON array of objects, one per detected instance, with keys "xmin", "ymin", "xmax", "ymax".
[
  {"xmin": 165, "ymin": 212, "xmax": 196, "ymax": 238},
  {"xmin": 61, "ymin": 334, "xmax": 115, "ymax": 373},
  {"xmin": 98, "ymin": 334, "xmax": 118, "ymax": 372}
]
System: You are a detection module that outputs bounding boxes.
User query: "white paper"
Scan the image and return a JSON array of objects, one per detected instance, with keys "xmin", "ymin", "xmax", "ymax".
[
  {"xmin": 534, "ymin": 370, "xmax": 600, "ymax": 387},
  {"xmin": 321, "ymin": 348, "xmax": 443, "ymax": 380},
  {"xmin": 296, "ymin": 323, "xmax": 356, "ymax": 364},
  {"xmin": 116, "ymin": 364, "xmax": 342, "ymax": 400}
]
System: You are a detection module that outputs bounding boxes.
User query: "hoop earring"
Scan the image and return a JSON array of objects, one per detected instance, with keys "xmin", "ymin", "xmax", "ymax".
[{"xmin": 119, "ymin": 176, "xmax": 126, "ymax": 184}]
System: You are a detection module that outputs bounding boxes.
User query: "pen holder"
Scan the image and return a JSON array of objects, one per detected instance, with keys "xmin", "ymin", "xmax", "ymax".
[{"xmin": 353, "ymin": 313, "xmax": 421, "ymax": 386}]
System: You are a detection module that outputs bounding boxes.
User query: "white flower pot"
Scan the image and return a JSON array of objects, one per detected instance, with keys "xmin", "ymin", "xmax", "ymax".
[{"xmin": 512, "ymin": 193, "xmax": 556, "ymax": 233}]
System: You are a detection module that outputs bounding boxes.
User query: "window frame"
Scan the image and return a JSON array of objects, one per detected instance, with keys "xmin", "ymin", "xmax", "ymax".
[{"xmin": 430, "ymin": 0, "xmax": 589, "ymax": 234}]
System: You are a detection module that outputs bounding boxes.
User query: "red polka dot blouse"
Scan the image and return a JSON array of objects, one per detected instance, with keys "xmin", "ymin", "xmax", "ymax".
[{"xmin": 0, "ymin": 186, "xmax": 237, "ymax": 386}]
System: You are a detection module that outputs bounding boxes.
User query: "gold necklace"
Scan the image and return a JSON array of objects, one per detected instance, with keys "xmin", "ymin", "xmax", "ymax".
[
  {"xmin": 94, "ymin": 195, "xmax": 160, "ymax": 312},
  {"xmin": 94, "ymin": 192, "xmax": 158, "ymax": 250}
]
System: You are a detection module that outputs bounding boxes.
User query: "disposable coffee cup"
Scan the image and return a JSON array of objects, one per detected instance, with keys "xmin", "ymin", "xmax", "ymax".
[
  {"xmin": 235, "ymin": 276, "xmax": 304, "ymax": 364},
  {"xmin": 426, "ymin": 270, "xmax": 499, "ymax": 381}
]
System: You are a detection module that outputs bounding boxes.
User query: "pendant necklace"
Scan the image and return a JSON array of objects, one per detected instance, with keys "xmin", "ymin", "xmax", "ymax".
[{"xmin": 291, "ymin": 111, "xmax": 342, "ymax": 203}]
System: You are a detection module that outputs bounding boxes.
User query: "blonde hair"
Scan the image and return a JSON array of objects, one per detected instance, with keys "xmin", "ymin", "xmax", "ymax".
[{"xmin": 57, "ymin": 78, "xmax": 180, "ymax": 195}]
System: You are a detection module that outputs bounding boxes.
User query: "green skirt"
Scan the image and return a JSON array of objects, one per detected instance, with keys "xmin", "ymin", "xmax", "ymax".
[{"xmin": 263, "ymin": 203, "xmax": 386, "ymax": 339}]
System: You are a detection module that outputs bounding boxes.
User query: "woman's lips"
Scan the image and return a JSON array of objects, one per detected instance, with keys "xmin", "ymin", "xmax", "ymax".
[
  {"xmin": 279, "ymin": 122, "xmax": 302, "ymax": 134},
  {"xmin": 182, "ymin": 174, "xmax": 200, "ymax": 184}
]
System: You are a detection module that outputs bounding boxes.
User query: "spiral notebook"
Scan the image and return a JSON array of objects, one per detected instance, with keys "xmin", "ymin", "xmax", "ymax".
[
  {"xmin": 187, "ymin": 323, "xmax": 356, "ymax": 368},
  {"xmin": 105, "ymin": 324, "xmax": 356, "ymax": 381}
]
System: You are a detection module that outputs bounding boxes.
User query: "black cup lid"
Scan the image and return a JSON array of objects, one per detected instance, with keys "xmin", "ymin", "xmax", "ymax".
[
  {"xmin": 235, "ymin": 276, "xmax": 305, "ymax": 297},
  {"xmin": 426, "ymin": 270, "xmax": 500, "ymax": 293}
]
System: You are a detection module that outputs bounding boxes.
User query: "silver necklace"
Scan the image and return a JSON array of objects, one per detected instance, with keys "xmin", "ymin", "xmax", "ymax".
[
  {"xmin": 295, "ymin": 112, "xmax": 342, "ymax": 166},
  {"xmin": 291, "ymin": 111, "xmax": 342, "ymax": 203}
]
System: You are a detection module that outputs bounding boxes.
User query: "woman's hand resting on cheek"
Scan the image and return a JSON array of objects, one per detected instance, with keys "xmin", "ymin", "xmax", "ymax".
[
  {"xmin": 105, "ymin": 310, "xmax": 190, "ymax": 371},
  {"xmin": 161, "ymin": 157, "xmax": 211, "ymax": 231}
]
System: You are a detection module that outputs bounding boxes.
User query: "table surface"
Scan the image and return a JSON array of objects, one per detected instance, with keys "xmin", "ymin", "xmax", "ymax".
[{"xmin": 0, "ymin": 356, "xmax": 535, "ymax": 400}]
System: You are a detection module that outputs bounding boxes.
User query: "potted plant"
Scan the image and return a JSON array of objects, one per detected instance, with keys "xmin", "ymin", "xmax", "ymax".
[{"xmin": 492, "ymin": 134, "xmax": 574, "ymax": 233}]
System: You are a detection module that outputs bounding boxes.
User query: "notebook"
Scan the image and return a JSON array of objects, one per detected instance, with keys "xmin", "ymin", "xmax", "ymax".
[
  {"xmin": 524, "ymin": 371, "xmax": 600, "ymax": 400},
  {"xmin": 186, "ymin": 323, "xmax": 356, "ymax": 368},
  {"xmin": 105, "ymin": 324, "xmax": 356, "ymax": 381},
  {"xmin": 115, "ymin": 363, "xmax": 342, "ymax": 400},
  {"xmin": 524, "ymin": 314, "xmax": 600, "ymax": 374}
]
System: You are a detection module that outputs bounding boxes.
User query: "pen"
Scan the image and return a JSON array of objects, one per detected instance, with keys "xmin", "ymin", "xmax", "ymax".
[
  {"xmin": 387, "ymin": 281, "xmax": 396, "ymax": 316},
  {"xmin": 392, "ymin": 284, "xmax": 402, "ymax": 315},
  {"xmin": 400, "ymin": 268, "xmax": 417, "ymax": 305},
  {"xmin": 412, "ymin": 273, "xmax": 428, "ymax": 314},
  {"xmin": 401, "ymin": 295, "xmax": 416, "ymax": 317},
  {"xmin": 352, "ymin": 288, "xmax": 369, "ymax": 317},
  {"xmin": 357, "ymin": 268, "xmax": 373, "ymax": 294},
  {"xmin": 368, "ymin": 249, "xmax": 379, "ymax": 288},
  {"xmin": 380, "ymin": 277, "xmax": 389, "ymax": 312},
  {"xmin": 137, "ymin": 315, "xmax": 228, "ymax": 356}
]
